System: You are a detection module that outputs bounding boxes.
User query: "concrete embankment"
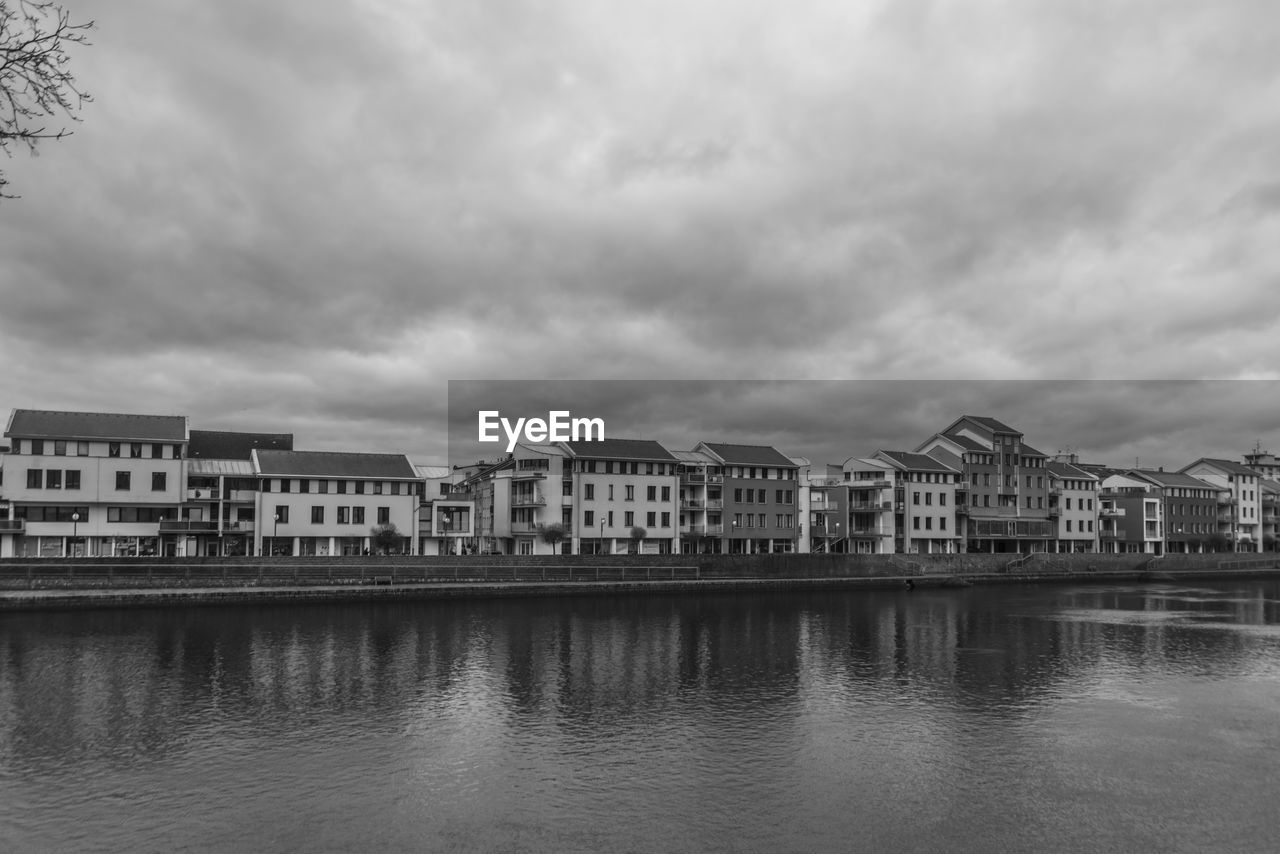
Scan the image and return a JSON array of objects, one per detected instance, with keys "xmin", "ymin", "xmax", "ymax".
[{"xmin": 2, "ymin": 552, "xmax": 1278, "ymax": 611}]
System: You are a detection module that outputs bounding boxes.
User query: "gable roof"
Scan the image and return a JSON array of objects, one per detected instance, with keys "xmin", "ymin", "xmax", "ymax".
[
  {"xmin": 6, "ymin": 409, "xmax": 189, "ymax": 442},
  {"xmin": 875, "ymin": 450, "xmax": 960, "ymax": 474},
  {"xmin": 1046, "ymin": 461, "xmax": 1097, "ymax": 480},
  {"xmin": 560, "ymin": 438, "xmax": 677, "ymax": 462},
  {"xmin": 696, "ymin": 442, "xmax": 796, "ymax": 467},
  {"xmin": 1127, "ymin": 469, "xmax": 1216, "ymax": 489},
  {"xmin": 941, "ymin": 415, "xmax": 1022, "ymax": 438},
  {"xmin": 254, "ymin": 449, "xmax": 419, "ymax": 479},
  {"xmin": 1180, "ymin": 458, "xmax": 1259, "ymax": 478},
  {"xmin": 188, "ymin": 430, "xmax": 293, "ymax": 460}
]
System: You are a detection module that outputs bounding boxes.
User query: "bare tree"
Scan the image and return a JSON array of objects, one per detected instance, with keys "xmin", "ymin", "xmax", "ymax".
[{"xmin": 1, "ymin": 0, "xmax": 93, "ymax": 198}]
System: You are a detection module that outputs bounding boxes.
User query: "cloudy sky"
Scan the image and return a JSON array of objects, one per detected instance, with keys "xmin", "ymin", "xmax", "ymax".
[{"xmin": 2, "ymin": 1, "xmax": 1278, "ymax": 466}]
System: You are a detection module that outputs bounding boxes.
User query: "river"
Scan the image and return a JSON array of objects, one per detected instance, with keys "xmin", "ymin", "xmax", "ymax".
[{"xmin": 2, "ymin": 580, "xmax": 1278, "ymax": 852}]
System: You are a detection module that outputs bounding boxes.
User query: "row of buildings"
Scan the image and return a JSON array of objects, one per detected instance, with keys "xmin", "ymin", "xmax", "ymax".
[{"xmin": 1, "ymin": 409, "xmax": 1277, "ymax": 558}]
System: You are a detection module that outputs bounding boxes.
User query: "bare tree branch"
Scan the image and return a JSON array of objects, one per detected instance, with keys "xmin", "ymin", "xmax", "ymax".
[{"xmin": 0, "ymin": 0, "xmax": 94, "ymax": 198}]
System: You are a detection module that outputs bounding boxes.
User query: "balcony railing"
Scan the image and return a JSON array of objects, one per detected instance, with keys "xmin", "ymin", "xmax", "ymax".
[
  {"xmin": 512, "ymin": 468, "xmax": 548, "ymax": 480},
  {"xmin": 850, "ymin": 479, "xmax": 891, "ymax": 489},
  {"xmin": 187, "ymin": 488, "xmax": 220, "ymax": 501},
  {"xmin": 511, "ymin": 491, "xmax": 546, "ymax": 507},
  {"xmin": 1100, "ymin": 528, "xmax": 1127, "ymax": 539},
  {"xmin": 807, "ymin": 476, "xmax": 843, "ymax": 487},
  {"xmin": 810, "ymin": 499, "xmax": 837, "ymax": 512},
  {"xmin": 159, "ymin": 520, "xmax": 220, "ymax": 532},
  {"xmin": 1099, "ymin": 508, "xmax": 1126, "ymax": 518},
  {"xmin": 680, "ymin": 472, "xmax": 705, "ymax": 484},
  {"xmin": 0, "ymin": 519, "xmax": 25, "ymax": 532},
  {"xmin": 849, "ymin": 501, "xmax": 892, "ymax": 512}
]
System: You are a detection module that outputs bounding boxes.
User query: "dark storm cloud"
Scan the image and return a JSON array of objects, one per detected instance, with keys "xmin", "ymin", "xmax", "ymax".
[{"xmin": 2, "ymin": 2, "xmax": 1280, "ymax": 458}]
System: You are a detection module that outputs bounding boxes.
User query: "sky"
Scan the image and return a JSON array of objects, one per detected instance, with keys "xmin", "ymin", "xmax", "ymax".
[{"xmin": 2, "ymin": 1, "xmax": 1279, "ymax": 468}]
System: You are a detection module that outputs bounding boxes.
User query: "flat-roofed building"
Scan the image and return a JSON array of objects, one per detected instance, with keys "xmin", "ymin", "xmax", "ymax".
[
  {"xmin": 417, "ymin": 464, "xmax": 476, "ymax": 555},
  {"xmin": 253, "ymin": 449, "xmax": 421, "ymax": 556},
  {"xmin": 176, "ymin": 429, "xmax": 293, "ymax": 557},
  {"xmin": 2, "ymin": 409, "xmax": 188, "ymax": 557}
]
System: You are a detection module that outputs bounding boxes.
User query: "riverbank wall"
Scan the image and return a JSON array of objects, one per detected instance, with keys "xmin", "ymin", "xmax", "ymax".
[{"xmin": 2, "ymin": 552, "xmax": 1278, "ymax": 611}]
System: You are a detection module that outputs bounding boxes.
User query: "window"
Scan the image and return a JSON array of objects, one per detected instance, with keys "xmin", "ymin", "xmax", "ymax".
[
  {"xmin": 311, "ymin": 506, "xmax": 325, "ymax": 524},
  {"xmin": 925, "ymin": 493, "xmax": 932, "ymax": 506},
  {"xmin": 585, "ymin": 484, "xmax": 595, "ymax": 500},
  {"xmin": 109, "ymin": 442, "xmax": 121, "ymax": 458},
  {"xmin": 26, "ymin": 469, "xmax": 42, "ymax": 488},
  {"xmin": 913, "ymin": 516, "xmax": 920, "ymax": 529},
  {"xmin": 625, "ymin": 511, "xmax": 634, "ymax": 526},
  {"xmin": 353, "ymin": 507, "xmax": 365, "ymax": 524},
  {"xmin": 275, "ymin": 505, "xmax": 289, "ymax": 524},
  {"xmin": 77, "ymin": 441, "xmax": 89, "ymax": 456},
  {"xmin": 647, "ymin": 485, "xmax": 657, "ymax": 501},
  {"xmin": 735, "ymin": 489, "xmax": 743, "ymax": 502},
  {"xmin": 299, "ymin": 479, "xmax": 310, "ymax": 493},
  {"xmin": 373, "ymin": 481, "xmax": 383, "ymax": 495},
  {"xmin": 625, "ymin": 485, "xmax": 635, "ymax": 501},
  {"xmin": 53, "ymin": 440, "xmax": 66, "ymax": 456},
  {"xmin": 661, "ymin": 512, "xmax": 670, "ymax": 528},
  {"xmin": 173, "ymin": 445, "xmax": 183, "ymax": 459},
  {"xmin": 116, "ymin": 471, "xmax": 131, "ymax": 490},
  {"xmin": 940, "ymin": 518, "xmax": 947, "ymax": 531},
  {"xmin": 646, "ymin": 512, "xmax": 656, "ymax": 527},
  {"xmin": 151, "ymin": 443, "xmax": 163, "ymax": 459},
  {"xmin": 1066, "ymin": 520, "xmax": 1073, "ymax": 532},
  {"xmin": 130, "ymin": 443, "xmax": 143, "ymax": 458},
  {"xmin": 152, "ymin": 472, "xmax": 166, "ymax": 491},
  {"xmin": 337, "ymin": 481, "xmax": 347, "ymax": 494},
  {"xmin": 785, "ymin": 489, "xmax": 793, "ymax": 503},
  {"xmin": 940, "ymin": 493, "xmax": 947, "ymax": 506},
  {"xmin": 608, "ymin": 484, "xmax": 614, "ymax": 500},
  {"xmin": 584, "ymin": 510, "xmax": 595, "ymax": 528},
  {"xmin": 662, "ymin": 486, "xmax": 670, "ymax": 501},
  {"xmin": 281, "ymin": 479, "xmax": 291, "ymax": 493},
  {"xmin": 66, "ymin": 470, "xmax": 80, "ymax": 489},
  {"xmin": 607, "ymin": 511, "xmax": 615, "ymax": 526},
  {"xmin": 925, "ymin": 518, "xmax": 932, "ymax": 530},
  {"xmin": 319, "ymin": 480, "xmax": 329, "ymax": 494},
  {"xmin": 355, "ymin": 481, "xmax": 365, "ymax": 494},
  {"xmin": 47, "ymin": 470, "xmax": 62, "ymax": 489},
  {"xmin": 338, "ymin": 507, "xmax": 350, "ymax": 524},
  {"xmin": 757, "ymin": 489, "xmax": 766, "ymax": 503},
  {"xmin": 31, "ymin": 440, "xmax": 44, "ymax": 455},
  {"xmin": 377, "ymin": 507, "xmax": 389, "ymax": 525},
  {"xmin": 913, "ymin": 492, "xmax": 920, "ymax": 505},
  {"xmin": 776, "ymin": 490, "xmax": 783, "ymax": 503}
]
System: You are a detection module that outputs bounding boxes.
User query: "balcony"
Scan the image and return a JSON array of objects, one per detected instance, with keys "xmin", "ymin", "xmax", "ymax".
[
  {"xmin": 0, "ymin": 519, "xmax": 25, "ymax": 532},
  {"xmin": 1101, "ymin": 528, "xmax": 1127, "ymax": 539},
  {"xmin": 1048, "ymin": 505, "xmax": 1061, "ymax": 517},
  {"xmin": 849, "ymin": 501, "xmax": 892, "ymax": 512},
  {"xmin": 187, "ymin": 487, "xmax": 220, "ymax": 501},
  {"xmin": 512, "ymin": 465, "xmax": 549, "ymax": 480},
  {"xmin": 159, "ymin": 520, "xmax": 219, "ymax": 532},
  {"xmin": 511, "ymin": 491, "xmax": 546, "ymax": 507},
  {"xmin": 1218, "ymin": 495, "xmax": 1237, "ymax": 506},
  {"xmin": 680, "ymin": 472, "xmax": 705, "ymax": 484},
  {"xmin": 810, "ymin": 499, "xmax": 837, "ymax": 512},
  {"xmin": 1099, "ymin": 508, "xmax": 1126, "ymax": 518},
  {"xmin": 849, "ymin": 527, "xmax": 883, "ymax": 536},
  {"xmin": 850, "ymin": 479, "xmax": 891, "ymax": 490},
  {"xmin": 510, "ymin": 520, "xmax": 542, "ymax": 534},
  {"xmin": 434, "ymin": 521, "xmax": 472, "ymax": 535},
  {"xmin": 808, "ymin": 476, "xmax": 843, "ymax": 487}
]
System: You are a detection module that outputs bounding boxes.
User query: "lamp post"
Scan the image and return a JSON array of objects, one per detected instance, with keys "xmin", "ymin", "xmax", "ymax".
[
  {"xmin": 273, "ymin": 513, "xmax": 280, "ymax": 556},
  {"xmin": 832, "ymin": 521, "xmax": 841, "ymax": 555},
  {"xmin": 599, "ymin": 516, "xmax": 605, "ymax": 556},
  {"xmin": 70, "ymin": 511, "xmax": 80, "ymax": 557},
  {"xmin": 732, "ymin": 518, "xmax": 739, "ymax": 555}
]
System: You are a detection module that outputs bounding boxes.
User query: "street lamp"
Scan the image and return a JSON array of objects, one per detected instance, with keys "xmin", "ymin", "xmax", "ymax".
[
  {"xmin": 599, "ymin": 516, "xmax": 605, "ymax": 556},
  {"xmin": 732, "ymin": 518, "xmax": 739, "ymax": 554},
  {"xmin": 273, "ymin": 513, "xmax": 280, "ymax": 556},
  {"xmin": 70, "ymin": 511, "xmax": 80, "ymax": 557},
  {"xmin": 832, "ymin": 521, "xmax": 842, "ymax": 554}
]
